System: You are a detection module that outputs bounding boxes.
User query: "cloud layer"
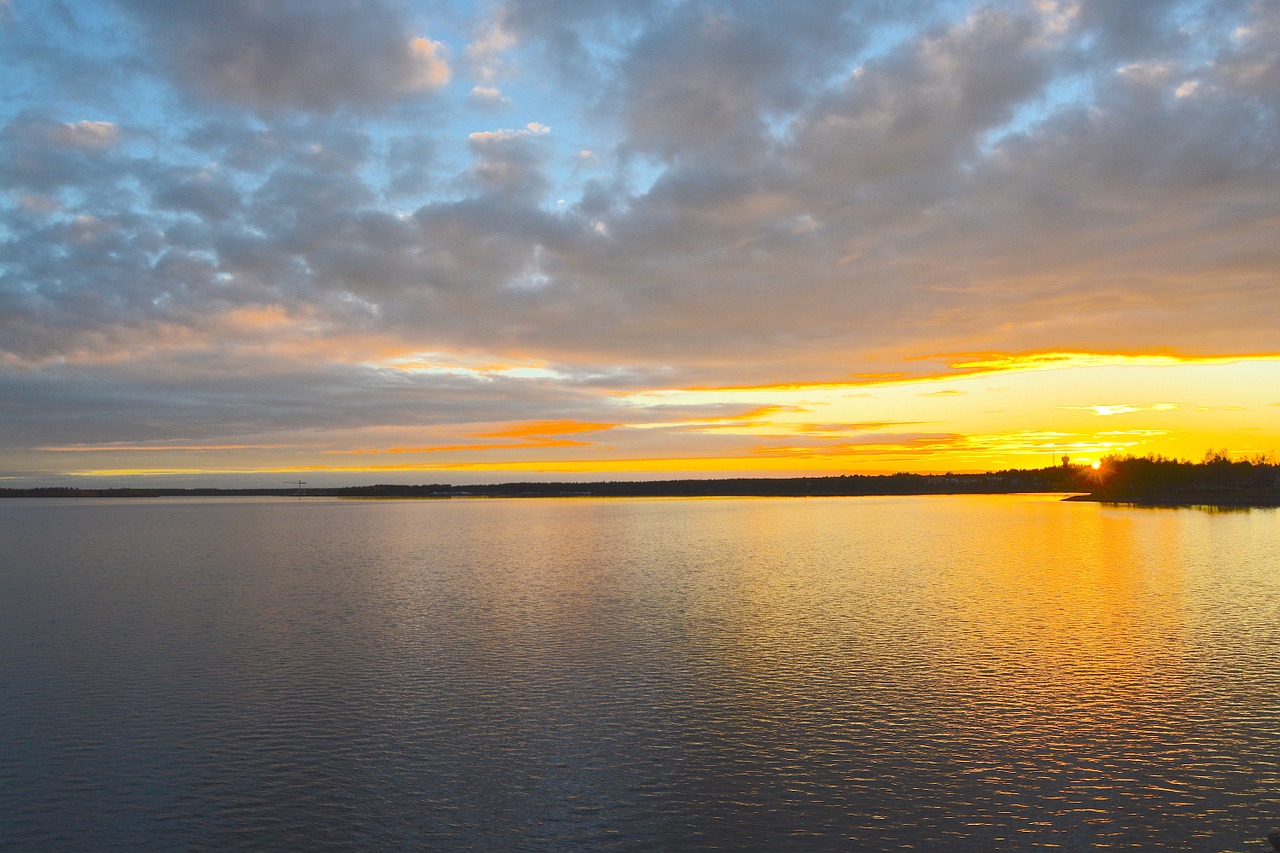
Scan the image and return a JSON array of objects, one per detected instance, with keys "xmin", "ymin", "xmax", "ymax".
[{"xmin": 2, "ymin": 0, "xmax": 1279, "ymax": 482}]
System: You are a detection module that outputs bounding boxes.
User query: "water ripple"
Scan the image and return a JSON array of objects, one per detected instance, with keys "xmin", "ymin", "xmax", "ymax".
[{"xmin": 2, "ymin": 495, "xmax": 1278, "ymax": 850}]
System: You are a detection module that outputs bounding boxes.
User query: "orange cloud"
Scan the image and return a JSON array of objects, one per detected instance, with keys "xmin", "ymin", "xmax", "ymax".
[
  {"xmin": 796, "ymin": 422, "xmax": 929, "ymax": 434},
  {"xmin": 942, "ymin": 351, "xmax": 1280, "ymax": 372},
  {"xmin": 217, "ymin": 305, "xmax": 298, "ymax": 334},
  {"xmin": 640, "ymin": 405, "xmax": 809, "ymax": 433},
  {"xmin": 663, "ymin": 351, "xmax": 1280, "ymax": 398},
  {"xmin": 319, "ymin": 420, "xmax": 617, "ymax": 456},
  {"xmin": 473, "ymin": 420, "xmax": 618, "ymax": 439},
  {"xmin": 329, "ymin": 438, "xmax": 596, "ymax": 455},
  {"xmin": 38, "ymin": 443, "xmax": 293, "ymax": 452}
]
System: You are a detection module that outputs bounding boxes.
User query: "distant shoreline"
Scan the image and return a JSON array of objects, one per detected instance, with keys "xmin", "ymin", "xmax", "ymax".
[
  {"xmin": 6, "ymin": 458, "xmax": 1278, "ymax": 507},
  {"xmin": 0, "ymin": 470, "xmax": 1077, "ymax": 500}
]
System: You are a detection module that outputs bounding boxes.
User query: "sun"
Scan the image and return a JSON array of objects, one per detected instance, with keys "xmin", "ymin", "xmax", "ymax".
[{"xmin": 1091, "ymin": 460, "xmax": 1102, "ymax": 470}]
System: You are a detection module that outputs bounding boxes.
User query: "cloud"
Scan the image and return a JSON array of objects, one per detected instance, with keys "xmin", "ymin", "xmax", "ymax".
[
  {"xmin": 468, "ymin": 85, "xmax": 513, "ymax": 110},
  {"xmin": 472, "ymin": 420, "xmax": 617, "ymax": 439},
  {"xmin": 464, "ymin": 20, "xmax": 517, "ymax": 84},
  {"xmin": 50, "ymin": 120, "xmax": 119, "ymax": 148},
  {"xmin": 0, "ymin": 114, "xmax": 124, "ymax": 192},
  {"xmin": 1060, "ymin": 404, "xmax": 1181, "ymax": 417},
  {"xmin": 615, "ymin": 2, "xmax": 864, "ymax": 162},
  {"xmin": 791, "ymin": 7, "xmax": 1050, "ymax": 186},
  {"xmin": 482, "ymin": 0, "xmax": 663, "ymax": 83},
  {"xmin": 7, "ymin": 1, "xmax": 1279, "ymax": 382},
  {"xmin": 1072, "ymin": 0, "xmax": 1185, "ymax": 59},
  {"xmin": 384, "ymin": 133, "xmax": 439, "ymax": 197},
  {"xmin": 118, "ymin": 0, "xmax": 451, "ymax": 112},
  {"xmin": 182, "ymin": 120, "xmax": 375, "ymax": 176},
  {"xmin": 0, "ymin": 353, "xmax": 615, "ymax": 449},
  {"xmin": 462, "ymin": 122, "xmax": 554, "ymax": 198},
  {"xmin": 152, "ymin": 167, "xmax": 240, "ymax": 220}
]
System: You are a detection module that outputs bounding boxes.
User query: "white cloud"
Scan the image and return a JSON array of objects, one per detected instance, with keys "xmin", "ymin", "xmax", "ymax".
[
  {"xmin": 1061, "ymin": 404, "xmax": 1181, "ymax": 416},
  {"xmin": 468, "ymin": 85, "xmax": 512, "ymax": 109},
  {"xmin": 465, "ymin": 21, "xmax": 517, "ymax": 84},
  {"xmin": 51, "ymin": 120, "xmax": 118, "ymax": 148}
]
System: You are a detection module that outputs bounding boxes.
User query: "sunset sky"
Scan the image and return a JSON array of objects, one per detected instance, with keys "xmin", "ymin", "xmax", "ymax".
[{"xmin": 3, "ymin": 0, "xmax": 1279, "ymax": 487}]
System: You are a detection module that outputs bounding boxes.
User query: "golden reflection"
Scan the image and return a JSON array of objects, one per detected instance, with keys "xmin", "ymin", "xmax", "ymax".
[
  {"xmin": 939, "ymin": 500, "xmax": 1195, "ymax": 729},
  {"xmin": 649, "ymin": 495, "xmax": 1207, "ymax": 762}
]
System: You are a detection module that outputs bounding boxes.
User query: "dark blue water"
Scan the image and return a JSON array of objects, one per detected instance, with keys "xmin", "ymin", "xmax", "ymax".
[{"xmin": 2, "ymin": 495, "xmax": 1278, "ymax": 850}]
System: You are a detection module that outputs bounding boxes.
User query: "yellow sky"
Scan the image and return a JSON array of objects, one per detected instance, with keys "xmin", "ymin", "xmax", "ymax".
[{"xmin": 34, "ymin": 352, "xmax": 1280, "ymax": 484}]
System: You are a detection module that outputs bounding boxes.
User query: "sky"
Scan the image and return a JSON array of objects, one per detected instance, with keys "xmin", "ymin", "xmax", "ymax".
[{"xmin": 2, "ymin": 0, "xmax": 1279, "ymax": 487}]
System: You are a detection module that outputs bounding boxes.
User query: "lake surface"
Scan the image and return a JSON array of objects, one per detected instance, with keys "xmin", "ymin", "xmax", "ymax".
[{"xmin": 2, "ymin": 494, "xmax": 1278, "ymax": 851}]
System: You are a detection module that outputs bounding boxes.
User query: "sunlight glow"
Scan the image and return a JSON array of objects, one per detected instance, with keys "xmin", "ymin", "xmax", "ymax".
[{"xmin": 32, "ymin": 352, "xmax": 1279, "ymax": 485}]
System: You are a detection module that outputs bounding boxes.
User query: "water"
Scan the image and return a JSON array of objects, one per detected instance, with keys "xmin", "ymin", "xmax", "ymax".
[{"xmin": 2, "ymin": 494, "xmax": 1278, "ymax": 851}]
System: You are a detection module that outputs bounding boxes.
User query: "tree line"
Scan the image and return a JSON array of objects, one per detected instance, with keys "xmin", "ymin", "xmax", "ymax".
[{"xmin": 2, "ymin": 452, "xmax": 1275, "ymax": 504}]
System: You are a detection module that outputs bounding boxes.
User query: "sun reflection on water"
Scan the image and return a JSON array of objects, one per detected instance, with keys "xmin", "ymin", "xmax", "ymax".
[{"xmin": 3, "ymin": 495, "xmax": 1278, "ymax": 850}]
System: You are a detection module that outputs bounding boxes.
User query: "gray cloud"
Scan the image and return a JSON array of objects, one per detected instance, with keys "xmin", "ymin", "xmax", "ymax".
[
  {"xmin": 1073, "ymin": 0, "xmax": 1184, "ymax": 59},
  {"xmin": 152, "ymin": 167, "xmax": 241, "ymax": 221},
  {"xmin": 0, "ymin": 348, "xmax": 624, "ymax": 455},
  {"xmin": 385, "ymin": 133, "xmax": 439, "ymax": 197},
  {"xmin": 791, "ymin": 8, "xmax": 1050, "ymax": 189},
  {"xmin": 486, "ymin": 0, "xmax": 663, "ymax": 83},
  {"xmin": 118, "ymin": 0, "xmax": 450, "ymax": 113},
  {"xmin": 459, "ymin": 123, "xmax": 554, "ymax": 199},
  {"xmin": 614, "ymin": 2, "xmax": 861, "ymax": 162},
  {"xmin": 0, "ymin": 113, "xmax": 126, "ymax": 192}
]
